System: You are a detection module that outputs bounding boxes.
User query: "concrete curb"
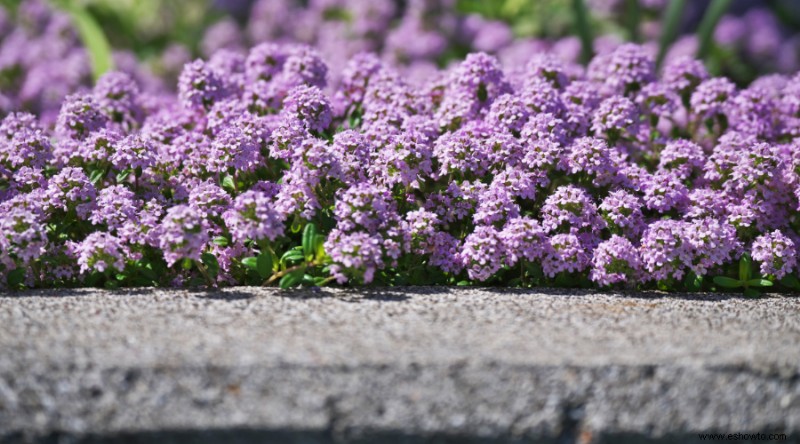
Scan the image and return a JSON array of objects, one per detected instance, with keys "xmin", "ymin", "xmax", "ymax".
[{"xmin": 1, "ymin": 287, "xmax": 798, "ymax": 443}]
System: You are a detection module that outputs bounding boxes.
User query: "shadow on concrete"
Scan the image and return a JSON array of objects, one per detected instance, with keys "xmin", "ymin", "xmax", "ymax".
[
  {"xmin": 6, "ymin": 429, "xmax": 785, "ymax": 444},
  {"xmin": 2, "ymin": 285, "xmax": 793, "ymax": 302}
]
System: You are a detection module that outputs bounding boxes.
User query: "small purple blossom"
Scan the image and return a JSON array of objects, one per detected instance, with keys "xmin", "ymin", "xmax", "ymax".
[
  {"xmin": 72, "ymin": 232, "xmax": 129, "ymax": 274},
  {"xmin": 751, "ymin": 230, "xmax": 796, "ymax": 279},
  {"xmin": 590, "ymin": 235, "xmax": 641, "ymax": 286},
  {"xmin": 223, "ymin": 190, "xmax": 284, "ymax": 243},
  {"xmin": 157, "ymin": 204, "xmax": 210, "ymax": 266}
]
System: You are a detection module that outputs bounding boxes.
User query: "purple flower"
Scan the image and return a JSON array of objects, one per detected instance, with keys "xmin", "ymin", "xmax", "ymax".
[
  {"xmin": 433, "ymin": 121, "xmax": 495, "ymax": 177},
  {"xmin": 690, "ymin": 77, "xmax": 736, "ymax": 121},
  {"xmin": 659, "ymin": 139, "xmax": 704, "ymax": 179},
  {"xmin": 500, "ymin": 217, "xmax": 547, "ymax": 266},
  {"xmin": 541, "ymin": 185, "xmax": 604, "ymax": 233},
  {"xmin": 636, "ymin": 82, "xmax": 679, "ymax": 118},
  {"xmin": 542, "ymin": 233, "xmax": 590, "ymax": 277},
  {"xmin": 93, "ymin": 71, "xmax": 142, "ymax": 130},
  {"xmin": 335, "ymin": 52, "xmax": 384, "ymax": 111},
  {"xmin": 189, "ymin": 181, "xmax": 231, "ymax": 218},
  {"xmin": 683, "ymin": 218, "xmax": 739, "ymax": 276},
  {"xmin": 207, "ymin": 125, "xmax": 262, "ymax": 173},
  {"xmin": 599, "ymin": 189, "xmax": 646, "ymax": 238},
  {"xmin": 642, "ymin": 171, "xmax": 689, "ymax": 213},
  {"xmin": 0, "ymin": 206, "xmax": 47, "ymax": 265},
  {"xmin": 55, "ymin": 94, "xmax": 108, "ymax": 140},
  {"xmin": 590, "ymin": 43, "xmax": 655, "ymax": 94},
  {"xmin": 334, "ymin": 183, "xmax": 398, "ymax": 234},
  {"xmin": 332, "ymin": 130, "xmax": 373, "ymax": 184},
  {"xmin": 590, "ymin": 235, "xmax": 641, "ymax": 286},
  {"xmin": 435, "ymin": 52, "xmax": 511, "ymax": 128},
  {"xmin": 725, "ymin": 87, "xmax": 776, "ymax": 139},
  {"xmin": 370, "ymin": 132, "xmax": 433, "ymax": 189},
  {"xmin": 90, "ymin": 185, "xmax": 139, "ymax": 230},
  {"xmin": 751, "ymin": 230, "xmax": 796, "ymax": 279},
  {"xmin": 592, "ymin": 96, "xmax": 640, "ymax": 139},
  {"xmin": 223, "ymin": 190, "xmax": 284, "ymax": 243},
  {"xmin": 282, "ymin": 85, "xmax": 333, "ymax": 133},
  {"xmin": 0, "ymin": 126, "xmax": 52, "ymax": 170},
  {"xmin": 157, "ymin": 204, "xmax": 210, "ymax": 266},
  {"xmin": 45, "ymin": 167, "xmax": 97, "ymax": 219},
  {"xmin": 525, "ymin": 53, "xmax": 570, "ymax": 89},
  {"xmin": 486, "ymin": 93, "xmax": 529, "ymax": 133},
  {"xmin": 245, "ymin": 42, "xmax": 288, "ymax": 83},
  {"xmin": 662, "ymin": 56, "xmax": 708, "ymax": 97},
  {"xmin": 110, "ymin": 134, "xmax": 156, "ymax": 171},
  {"xmin": 473, "ymin": 183, "xmax": 520, "ymax": 226},
  {"xmin": 178, "ymin": 59, "xmax": 229, "ymax": 111},
  {"xmin": 640, "ymin": 220, "xmax": 690, "ymax": 282},
  {"xmin": 326, "ymin": 229, "xmax": 385, "ymax": 284},
  {"xmin": 560, "ymin": 136, "xmax": 617, "ymax": 184},
  {"xmin": 72, "ymin": 232, "xmax": 130, "ymax": 274},
  {"xmin": 460, "ymin": 225, "xmax": 504, "ymax": 281}
]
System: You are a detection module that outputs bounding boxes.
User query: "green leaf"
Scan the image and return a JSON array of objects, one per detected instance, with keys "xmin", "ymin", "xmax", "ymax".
[
  {"xmin": 279, "ymin": 268, "xmax": 305, "ymax": 289},
  {"xmin": 696, "ymin": 0, "xmax": 731, "ymax": 59},
  {"xmin": 115, "ymin": 273, "xmax": 126, "ymax": 281},
  {"xmin": 624, "ymin": 0, "xmax": 641, "ymax": 42},
  {"xmin": 746, "ymin": 278, "xmax": 773, "ymax": 288},
  {"xmin": 779, "ymin": 275, "xmax": 800, "ymax": 290},
  {"xmin": 571, "ymin": 0, "xmax": 594, "ymax": 64},
  {"xmin": 739, "ymin": 254, "xmax": 752, "ymax": 282},
  {"xmin": 88, "ymin": 169, "xmax": 104, "ymax": 185},
  {"xmin": 456, "ymin": 280, "xmax": 471, "ymax": 286},
  {"xmin": 212, "ymin": 236, "xmax": 229, "ymax": 247},
  {"xmin": 313, "ymin": 276, "xmax": 331, "ymax": 286},
  {"xmin": 241, "ymin": 257, "xmax": 258, "ymax": 271},
  {"xmin": 221, "ymin": 175, "xmax": 236, "ymax": 192},
  {"xmin": 116, "ymin": 169, "xmax": 132, "ymax": 183},
  {"xmin": 314, "ymin": 234, "xmax": 327, "ymax": 260},
  {"xmin": 256, "ymin": 250, "xmax": 273, "ymax": 279},
  {"xmin": 281, "ymin": 250, "xmax": 305, "ymax": 264},
  {"xmin": 657, "ymin": 0, "xmax": 687, "ymax": 67},
  {"xmin": 290, "ymin": 216, "xmax": 303, "ymax": 233},
  {"xmin": 7, "ymin": 268, "xmax": 25, "ymax": 288},
  {"xmin": 743, "ymin": 288, "xmax": 761, "ymax": 298},
  {"xmin": 181, "ymin": 258, "xmax": 193, "ymax": 271},
  {"xmin": 302, "ymin": 223, "xmax": 317, "ymax": 261},
  {"xmin": 684, "ymin": 272, "xmax": 703, "ymax": 292},
  {"xmin": 713, "ymin": 276, "xmax": 743, "ymax": 288},
  {"xmin": 201, "ymin": 253, "xmax": 219, "ymax": 278},
  {"xmin": 62, "ymin": 5, "xmax": 114, "ymax": 80}
]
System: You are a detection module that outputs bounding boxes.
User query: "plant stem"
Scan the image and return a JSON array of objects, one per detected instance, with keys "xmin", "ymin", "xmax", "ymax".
[
  {"xmin": 696, "ymin": 0, "xmax": 731, "ymax": 59},
  {"xmin": 657, "ymin": 0, "xmax": 687, "ymax": 67},
  {"xmin": 263, "ymin": 261, "xmax": 316, "ymax": 286},
  {"xmin": 572, "ymin": 0, "xmax": 594, "ymax": 65},
  {"xmin": 194, "ymin": 259, "xmax": 215, "ymax": 287},
  {"xmin": 625, "ymin": 0, "xmax": 641, "ymax": 42}
]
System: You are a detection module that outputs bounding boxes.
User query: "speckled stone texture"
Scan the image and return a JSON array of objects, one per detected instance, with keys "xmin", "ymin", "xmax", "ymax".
[{"xmin": 0, "ymin": 287, "xmax": 798, "ymax": 443}]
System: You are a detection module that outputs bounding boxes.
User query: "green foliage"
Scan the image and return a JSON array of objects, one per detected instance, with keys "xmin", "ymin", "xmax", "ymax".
[
  {"xmin": 712, "ymin": 254, "xmax": 775, "ymax": 297},
  {"xmin": 657, "ymin": 0, "xmax": 687, "ymax": 67},
  {"xmin": 696, "ymin": 0, "xmax": 732, "ymax": 59},
  {"xmin": 57, "ymin": 2, "xmax": 114, "ymax": 80}
]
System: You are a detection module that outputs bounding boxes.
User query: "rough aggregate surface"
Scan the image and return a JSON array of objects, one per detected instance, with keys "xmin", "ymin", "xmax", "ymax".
[{"xmin": 0, "ymin": 287, "xmax": 798, "ymax": 443}]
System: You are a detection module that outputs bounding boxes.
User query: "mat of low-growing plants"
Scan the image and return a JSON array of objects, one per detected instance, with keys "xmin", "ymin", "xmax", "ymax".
[{"xmin": 2, "ymin": 7, "xmax": 800, "ymax": 295}]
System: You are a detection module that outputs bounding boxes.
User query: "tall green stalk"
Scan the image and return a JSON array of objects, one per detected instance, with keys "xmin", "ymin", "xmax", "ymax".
[
  {"xmin": 657, "ymin": 0, "xmax": 687, "ymax": 67},
  {"xmin": 572, "ymin": 0, "xmax": 594, "ymax": 65},
  {"xmin": 697, "ymin": 0, "xmax": 732, "ymax": 59}
]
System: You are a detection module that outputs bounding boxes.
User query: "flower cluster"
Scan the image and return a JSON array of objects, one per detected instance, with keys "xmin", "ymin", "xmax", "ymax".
[{"xmin": 1, "ymin": 40, "xmax": 799, "ymax": 292}]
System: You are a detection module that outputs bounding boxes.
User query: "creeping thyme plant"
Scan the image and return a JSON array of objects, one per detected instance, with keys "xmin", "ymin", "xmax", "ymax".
[{"xmin": 2, "ymin": 0, "xmax": 800, "ymax": 295}]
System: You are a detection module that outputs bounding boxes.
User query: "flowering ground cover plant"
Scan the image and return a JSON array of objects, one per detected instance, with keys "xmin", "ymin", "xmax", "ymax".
[{"xmin": 2, "ymin": 40, "xmax": 800, "ymax": 295}]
